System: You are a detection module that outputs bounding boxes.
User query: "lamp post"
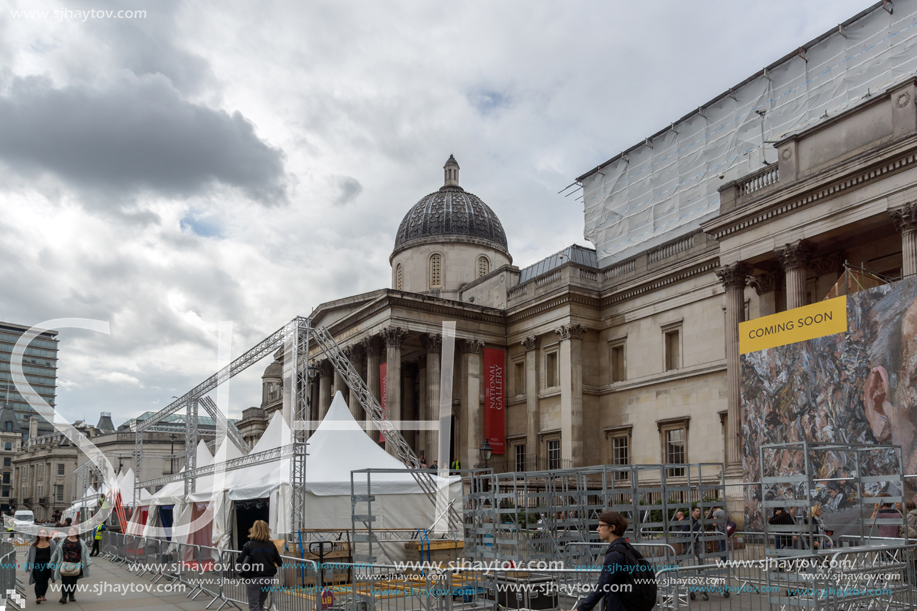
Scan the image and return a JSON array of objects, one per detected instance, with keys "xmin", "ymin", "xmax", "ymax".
[
  {"xmin": 479, "ymin": 437, "xmax": 493, "ymax": 470},
  {"xmin": 169, "ymin": 434, "xmax": 176, "ymax": 474}
]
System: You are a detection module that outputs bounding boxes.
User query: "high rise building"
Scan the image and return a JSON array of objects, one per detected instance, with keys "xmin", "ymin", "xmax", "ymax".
[{"xmin": 0, "ymin": 321, "xmax": 58, "ymax": 436}]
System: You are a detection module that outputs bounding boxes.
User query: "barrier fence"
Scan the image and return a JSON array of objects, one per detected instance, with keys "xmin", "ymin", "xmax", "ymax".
[{"xmin": 90, "ymin": 530, "xmax": 917, "ymax": 611}]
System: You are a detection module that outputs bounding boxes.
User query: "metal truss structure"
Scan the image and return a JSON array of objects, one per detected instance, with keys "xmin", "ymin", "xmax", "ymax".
[
  {"xmin": 759, "ymin": 440, "xmax": 910, "ymax": 558},
  {"xmin": 135, "ymin": 316, "xmax": 460, "ymax": 538},
  {"xmin": 468, "ymin": 463, "xmax": 727, "ymax": 567}
]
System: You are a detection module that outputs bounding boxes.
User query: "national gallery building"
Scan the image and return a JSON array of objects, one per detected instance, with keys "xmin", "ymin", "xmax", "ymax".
[{"xmin": 235, "ymin": 4, "xmax": 917, "ymax": 501}]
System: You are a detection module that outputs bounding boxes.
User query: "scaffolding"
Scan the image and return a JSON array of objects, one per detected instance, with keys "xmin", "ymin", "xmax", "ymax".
[
  {"xmin": 759, "ymin": 440, "xmax": 910, "ymax": 555},
  {"xmin": 134, "ymin": 316, "xmax": 462, "ymax": 539},
  {"xmin": 466, "ymin": 463, "xmax": 727, "ymax": 567}
]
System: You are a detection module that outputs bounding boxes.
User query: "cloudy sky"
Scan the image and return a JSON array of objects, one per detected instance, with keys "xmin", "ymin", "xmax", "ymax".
[{"xmin": 1, "ymin": 0, "xmax": 870, "ymax": 426}]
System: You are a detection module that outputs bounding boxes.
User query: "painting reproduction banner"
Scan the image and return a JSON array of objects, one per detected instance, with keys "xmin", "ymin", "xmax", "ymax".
[{"xmin": 740, "ymin": 277, "xmax": 917, "ymax": 531}]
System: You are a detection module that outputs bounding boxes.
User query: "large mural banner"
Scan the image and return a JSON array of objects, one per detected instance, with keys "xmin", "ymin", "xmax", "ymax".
[{"xmin": 741, "ymin": 277, "xmax": 917, "ymax": 530}]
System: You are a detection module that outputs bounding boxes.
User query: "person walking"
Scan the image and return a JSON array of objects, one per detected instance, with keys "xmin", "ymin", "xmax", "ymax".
[
  {"xmin": 89, "ymin": 522, "xmax": 105, "ymax": 557},
  {"xmin": 237, "ymin": 520, "xmax": 283, "ymax": 611},
  {"xmin": 25, "ymin": 528, "xmax": 56, "ymax": 604},
  {"xmin": 574, "ymin": 511, "xmax": 630, "ymax": 611},
  {"xmin": 429, "ymin": 460, "xmax": 438, "ymax": 472},
  {"xmin": 49, "ymin": 527, "xmax": 90, "ymax": 604},
  {"xmin": 707, "ymin": 506, "xmax": 728, "ymax": 562}
]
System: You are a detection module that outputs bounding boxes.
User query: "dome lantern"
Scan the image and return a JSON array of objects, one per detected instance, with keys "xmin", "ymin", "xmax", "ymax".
[{"xmin": 444, "ymin": 155, "xmax": 460, "ymax": 188}]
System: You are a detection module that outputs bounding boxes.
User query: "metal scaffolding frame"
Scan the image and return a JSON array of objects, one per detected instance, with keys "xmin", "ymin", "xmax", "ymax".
[
  {"xmin": 759, "ymin": 440, "xmax": 910, "ymax": 556},
  {"xmin": 135, "ymin": 316, "xmax": 461, "ymax": 538},
  {"xmin": 468, "ymin": 463, "xmax": 727, "ymax": 567}
]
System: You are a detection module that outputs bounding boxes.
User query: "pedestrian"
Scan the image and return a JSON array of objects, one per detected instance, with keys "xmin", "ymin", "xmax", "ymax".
[
  {"xmin": 89, "ymin": 522, "xmax": 105, "ymax": 557},
  {"xmin": 707, "ymin": 506, "xmax": 728, "ymax": 562},
  {"xmin": 25, "ymin": 528, "xmax": 56, "ymax": 605},
  {"xmin": 419, "ymin": 452, "xmax": 427, "ymax": 469},
  {"xmin": 689, "ymin": 507, "xmax": 705, "ymax": 563},
  {"xmin": 671, "ymin": 511, "xmax": 688, "ymax": 556},
  {"xmin": 237, "ymin": 520, "xmax": 283, "ymax": 611},
  {"xmin": 574, "ymin": 511, "xmax": 630, "ymax": 611},
  {"xmin": 429, "ymin": 460, "xmax": 438, "ymax": 472},
  {"xmin": 901, "ymin": 502, "xmax": 917, "ymax": 538},
  {"xmin": 50, "ymin": 526, "xmax": 90, "ymax": 604},
  {"xmin": 871, "ymin": 493, "xmax": 903, "ymax": 538},
  {"xmin": 768, "ymin": 508, "xmax": 794, "ymax": 550}
]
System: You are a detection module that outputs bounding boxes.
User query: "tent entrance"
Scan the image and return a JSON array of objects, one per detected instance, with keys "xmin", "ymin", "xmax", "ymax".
[
  {"xmin": 160, "ymin": 506, "xmax": 174, "ymax": 541},
  {"xmin": 234, "ymin": 498, "xmax": 269, "ymax": 550}
]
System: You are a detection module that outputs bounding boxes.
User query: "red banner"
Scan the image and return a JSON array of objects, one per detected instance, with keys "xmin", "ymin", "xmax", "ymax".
[
  {"xmin": 483, "ymin": 348, "xmax": 506, "ymax": 454},
  {"xmin": 379, "ymin": 362, "xmax": 387, "ymax": 443}
]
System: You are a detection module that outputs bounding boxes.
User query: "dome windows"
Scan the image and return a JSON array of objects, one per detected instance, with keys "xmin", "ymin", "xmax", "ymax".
[
  {"xmin": 395, "ymin": 263, "xmax": 403, "ymax": 291},
  {"xmin": 430, "ymin": 254, "xmax": 443, "ymax": 288},
  {"xmin": 477, "ymin": 256, "xmax": 490, "ymax": 278}
]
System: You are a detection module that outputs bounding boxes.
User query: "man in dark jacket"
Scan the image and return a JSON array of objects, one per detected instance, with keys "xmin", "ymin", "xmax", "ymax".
[{"xmin": 574, "ymin": 511, "xmax": 629, "ymax": 611}]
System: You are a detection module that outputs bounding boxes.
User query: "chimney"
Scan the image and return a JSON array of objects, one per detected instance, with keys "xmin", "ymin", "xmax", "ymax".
[{"xmin": 28, "ymin": 417, "xmax": 37, "ymax": 440}]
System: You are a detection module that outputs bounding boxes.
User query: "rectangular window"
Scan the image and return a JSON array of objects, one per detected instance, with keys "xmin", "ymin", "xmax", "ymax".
[
  {"xmin": 1, "ymin": 473, "xmax": 8, "ymax": 484},
  {"xmin": 545, "ymin": 352, "xmax": 558, "ymax": 388},
  {"xmin": 55, "ymin": 485, "xmax": 63, "ymax": 502},
  {"xmin": 664, "ymin": 329, "xmax": 681, "ymax": 371},
  {"xmin": 514, "ymin": 444, "xmax": 526, "ymax": 472},
  {"xmin": 547, "ymin": 439, "xmax": 561, "ymax": 470},
  {"xmin": 514, "ymin": 361, "xmax": 525, "ymax": 396},
  {"xmin": 612, "ymin": 436, "xmax": 629, "ymax": 480},
  {"xmin": 57, "ymin": 463, "xmax": 64, "ymax": 476},
  {"xmin": 1, "ymin": 487, "xmax": 8, "ymax": 498},
  {"xmin": 611, "ymin": 343, "xmax": 626, "ymax": 382},
  {"xmin": 2, "ymin": 458, "xmax": 9, "ymax": 467},
  {"xmin": 665, "ymin": 428, "xmax": 686, "ymax": 477}
]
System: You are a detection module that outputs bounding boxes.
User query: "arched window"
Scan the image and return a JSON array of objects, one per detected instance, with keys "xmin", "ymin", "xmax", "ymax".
[
  {"xmin": 430, "ymin": 254, "xmax": 443, "ymax": 288},
  {"xmin": 477, "ymin": 256, "xmax": 490, "ymax": 278},
  {"xmin": 395, "ymin": 263, "xmax": 403, "ymax": 291}
]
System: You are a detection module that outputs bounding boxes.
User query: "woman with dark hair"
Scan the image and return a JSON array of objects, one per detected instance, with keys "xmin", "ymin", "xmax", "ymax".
[
  {"xmin": 237, "ymin": 520, "xmax": 283, "ymax": 611},
  {"xmin": 25, "ymin": 528, "xmax": 56, "ymax": 604}
]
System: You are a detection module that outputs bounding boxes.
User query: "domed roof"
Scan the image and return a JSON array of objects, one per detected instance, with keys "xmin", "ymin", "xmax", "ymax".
[
  {"xmin": 392, "ymin": 156, "xmax": 510, "ymax": 259},
  {"xmin": 262, "ymin": 360, "xmax": 282, "ymax": 379}
]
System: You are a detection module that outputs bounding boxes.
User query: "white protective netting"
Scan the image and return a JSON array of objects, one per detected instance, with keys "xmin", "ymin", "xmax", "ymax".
[{"xmin": 583, "ymin": 1, "xmax": 917, "ymax": 265}]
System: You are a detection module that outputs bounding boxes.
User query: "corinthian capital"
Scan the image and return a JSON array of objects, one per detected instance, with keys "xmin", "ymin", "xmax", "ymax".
[
  {"xmin": 555, "ymin": 323, "xmax": 587, "ymax": 341},
  {"xmin": 521, "ymin": 335, "xmax": 539, "ymax": 351},
  {"xmin": 360, "ymin": 335, "xmax": 384, "ymax": 357},
  {"xmin": 458, "ymin": 338, "xmax": 485, "ymax": 354},
  {"xmin": 715, "ymin": 262, "xmax": 749, "ymax": 290},
  {"xmin": 421, "ymin": 333, "xmax": 442, "ymax": 353},
  {"xmin": 747, "ymin": 272, "xmax": 779, "ymax": 296},
  {"xmin": 775, "ymin": 240, "xmax": 816, "ymax": 271},
  {"xmin": 890, "ymin": 203, "xmax": 917, "ymax": 233},
  {"xmin": 381, "ymin": 327, "xmax": 408, "ymax": 349}
]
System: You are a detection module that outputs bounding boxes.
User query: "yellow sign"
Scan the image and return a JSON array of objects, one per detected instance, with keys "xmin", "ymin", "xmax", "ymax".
[{"xmin": 739, "ymin": 296, "xmax": 847, "ymax": 355}]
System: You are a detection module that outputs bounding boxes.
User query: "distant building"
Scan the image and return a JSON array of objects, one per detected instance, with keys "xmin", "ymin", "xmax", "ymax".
[
  {"xmin": 0, "ymin": 406, "xmax": 22, "ymax": 513},
  {"xmin": 0, "ymin": 321, "xmax": 58, "ymax": 436}
]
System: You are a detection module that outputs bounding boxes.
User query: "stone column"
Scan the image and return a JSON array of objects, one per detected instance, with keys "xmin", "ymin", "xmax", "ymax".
[
  {"xmin": 362, "ymin": 335, "xmax": 383, "ymax": 438},
  {"xmin": 344, "ymin": 345, "xmax": 364, "ymax": 420},
  {"xmin": 715, "ymin": 262, "xmax": 749, "ymax": 469},
  {"xmin": 332, "ymin": 362, "xmax": 345, "ymax": 403},
  {"xmin": 422, "ymin": 334, "xmax": 443, "ymax": 464},
  {"xmin": 402, "ymin": 362, "xmax": 419, "ymax": 450},
  {"xmin": 776, "ymin": 240, "xmax": 815, "ymax": 310},
  {"xmin": 417, "ymin": 355, "xmax": 427, "ymax": 460},
  {"xmin": 521, "ymin": 335, "xmax": 539, "ymax": 469},
  {"xmin": 890, "ymin": 203, "xmax": 917, "ymax": 278},
  {"xmin": 382, "ymin": 327, "xmax": 407, "ymax": 455},
  {"xmin": 556, "ymin": 324, "xmax": 586, "ymax": 468},
  {"xmin": 460, "ymin": 338, "xmax": 485, "ymax": 468},
  {"xmin": 318, "ymin": 360, "xmax": 333, "ymax": 421}
]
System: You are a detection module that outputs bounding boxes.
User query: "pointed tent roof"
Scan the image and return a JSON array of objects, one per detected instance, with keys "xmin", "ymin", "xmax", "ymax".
[
  {"xmin": 306, "ymin": 392, "xmax": 454, "ymax": 496},
  {"xmin": 148, "ymin": 440, "xmax": 213, "ymax": 506}
]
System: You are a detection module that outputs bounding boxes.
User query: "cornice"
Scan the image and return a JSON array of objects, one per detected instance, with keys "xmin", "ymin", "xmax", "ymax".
[
  {"xmin": 600, "ymin": 260, "xmax": 720, "ymax": 307},
  {"xmin": 703, "ymin": 134, "xmax": 917, "ymax": 240}
]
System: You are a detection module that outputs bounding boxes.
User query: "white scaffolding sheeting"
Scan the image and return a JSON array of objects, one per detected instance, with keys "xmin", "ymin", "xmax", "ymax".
[{"xmin": 581, "ymin": 1, "xmax": 917, "ymax": 264}]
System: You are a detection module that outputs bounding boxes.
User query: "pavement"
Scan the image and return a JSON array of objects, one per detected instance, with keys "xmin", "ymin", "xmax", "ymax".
[{"xmin": 15, "ymin": 547, "xmax": 230, "ymax": 611}]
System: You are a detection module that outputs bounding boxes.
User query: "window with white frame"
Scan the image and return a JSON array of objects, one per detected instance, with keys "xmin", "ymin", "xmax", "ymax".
[
  {"xmin": 55, "ymin": 485, "xmax": 64, "ymax": 502},
  {"xmin": 477, "ymin": 256, "xmax": 490, "ymax": 278},
  {"xmin": 57, "ymin": 463, "xmax": 65, "ymax": 476},
  {"xmin": 430, "ymin": 254, "xmax": 443, "ymax": 288},
  {"xmin": 662, "ymin": 424, "xmax": 687, "ymax": 477},
  {"xmin": 547, "ymin": 438, "xmax": 561, "ymax": 470},
  {"xmin": 612, "ymin": 435, "xmax": 629, "ymax": 480}
]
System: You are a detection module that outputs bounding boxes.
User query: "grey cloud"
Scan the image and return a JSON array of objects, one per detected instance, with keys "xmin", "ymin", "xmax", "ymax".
[
  {"xmin": 333, "ymin": 176, "xmax": 363, "ymax": 206},
  {"xmin": 0, "ymin": 74, "xmax": 288, "ymax": 206}
]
